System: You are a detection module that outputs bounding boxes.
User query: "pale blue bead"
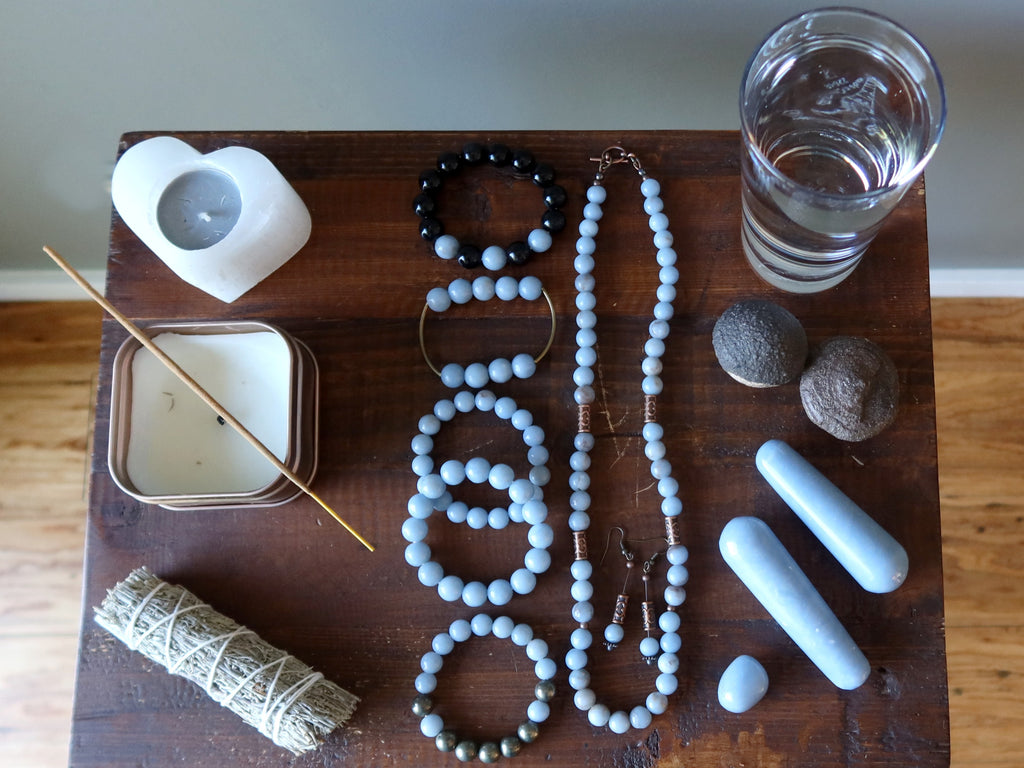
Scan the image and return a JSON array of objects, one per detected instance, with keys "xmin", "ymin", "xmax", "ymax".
[
  {"xmin": 575, "ymin": 243, "xmax": 596, "ymax": 263},
  {"xmin": 642, "ymin": 375, "xmax": 663, "ymax": 395},
  {"xmin": 432, "ymin": 632, "xmax": 456, "ymax": 655},
  {"xmin": 465, "ymin": 457, "xmax": 490, "ymax": 483},
  {"xmin": 571, "ymin": 627, "xmax": 593, "ymax": 650},
  {"xmin": 528, "ymin": 228, "xmax": 552, "ymax": 252},
  {"xmin": 494, "ymin": 396, "xmax": 516, "ymax": 419},
  {"xmin": 641, "ymin": 356, "xmax": 663, "ymax": 376},
  {"xmin": 472, "ymin": 276, "xmax": 496, "ymax": 301},
  {"xmin": 448, "ymin": 278, "xmax": 473, "ymax": 304},
  {"xmin": 604, "ymin": 623, "xmax": 625, "ymax": 645},
  {"xmin": 453, "ymin": 390, "xmax": 475, "ymax": 412},
  {"xmin": 660, "ymin": 631, "xmax": 682, "ymax": 654},
  {"xmin": 519, "ymin": 275, "xmax": 543, "ymax": 300},
  {"xmin": 535, "ymin": 658, "xmax": 557, "ymax": 681},
  {"xmin": 495, "ymin": 275, "xmax": 519, "ymax": 301},
  {"xmin": 668, "ymin": 564, "xmax": 689, "ymax": 586},
  {"xmin": 574, "ymin": 432, "xmax": 595, "ymax": 451},
  {"xmin": 466, "ymin": 507, "xmax": 488, "ymax": 529},
  {"xmin": 573, "ymin": 366, "xmax": 594, "ymax": 387},
  {"xmin": 507, "ymin": 503, "xmax": 524, "ymax": 523},
  {"xmin": 569, "ymin": 491, "xmax": 591, "ymax": 512},
  {"xmin": 659, "ymin": 265, "xmax": 680, "ymax": 286},
  {"xmin": 411, "ymin": 454, "xmax": 433, "ymax": 477},
  {"xmin": 572, "ymin": 601, "xmax": 595, "ymax": 623},
  {"xmin": 509, "ymin": 408, "xmax": 532, "ymax": 430},
  {"xmin": 646, "ymin": 691, "xmax": 668, "ymax": 715},
  {"xmin": 464, "ymin": 362, "xmax": 489, "ymax": 389},
  {"xmin": 528, "ymin": 445, "xmax": 549, "ymax": 467},
  {"xmin": 525, "ymin": 638, "xmax": 548, "ymax": 662},
  {"xmin": 643, "ymin": 195, "xmax": 664, "ymax": 215},
  {"xmin": 654, "ymin": 301, "xmax": 674, "ymax": 321},
  {"xmin": 662, "ymin": 496, "xmax": 683, "ymax": 516},
  {"xmin": 417, "ymin": 413, "xmax": 440, "ymax": 434},
  {"xmin": 569, "ymin": 470, "xmax": 590, "ymax": 491},
  {"xmin": 434, "ymin": 398, "xmax": 456, "ymax": 421},
  {"xmin": 446, "ymin": 501, "xmax": 469, "ymax": 524},
  {"xmin": 462, "ymin": 581, "xmax": 487, "ymax": 607},
  {"xmin": 418, "ymin": 561, "xmax": 443, "ymax": 587},
  {"xmin": 575, "ymin": 273, "xmax": 596, "ymax": 293},
  {"xmin": 415, "ymin": 672, "xmax": 437, "ymax": 694},
  {"xmin": 512, "ymin": 353, "xmax": 536, "ymax": 379},
  {"xmin": 576, "ymin": 309, "xmax": 597, "ymax": 329},
  {"xmin": 421, "ymin": 651, "xmax": 443, "ymax": 674},
  {"xmin": 449, "ymin": 618, "xmax": 472, "ymax": 642},
  {"xmin": 528, "ymin": 523, "xmax": 554, "ymax": 549},
  {"xmin": 644, "ymin": 440, "xmax": 666, "ymax": 461},
  {"xmin": 588, "ymin": 704, "xmax": 610, "ymax": 727},
  {"xmin": 639, "ymin": 636, "xmax": 661, "ymax": 660},
  {"xmin": 528, "ymin": 700, "xmax": 551, "ymax": 723},
  {"xmin": 583, "ymin": 201, "xmax": 603, "ymax": 221},
  {"xmin": 640, "ymin": 178, "xmax": 660, "ymax": 197},
  {"xmin": 658, "ymin": 652, "xmax": 680, "ymax": 675},
  {"xmin": 653, "ymin": 231, "xmax": 673, "ymax": 249},
  {"xmin": 525, "ymin": 547, "xmax": 551, "ymax": 574},
  {"xmin": 440, "ymin": 363, "xmax": 465, "ymax": 388},
  {"xmin": 576, "ymin": 328, "xmax": 597, "ymax": 349},
  {"xmin": 481, "ymin": 244, "xmax": 507, "ymax": 270},
  {"xmin": 608, "ymin": 711, "xmax": 630, "ymax": 734},
  {"xmin": 659, "ymin": 610, "xmax": 681, "ymax": 633},
  {"xmin": 491, "ymin": 615, "xmax": 514, "ymax": 638},
  {"xmin": 630, "ymin": 706, "xmax": 653, "ymax": 730},
  {"xmin": 574, "ymin": 688, "xmax": 597, "ymax": 710},
  {"xmin": 402, "ymin": 517, "xmax": 428, "ymax": 543},
  {"xmin": 426, "ymin": 286, "xmax": 452, "ymax": 312},
  {"xmin": 488, "ymin": 358, "xmax": 513, "ymax": 384},
  {"xmin": 474, "ymin": 389, "xmax": 496, "ymax": 411},
  {"xmin": 642, "ymin": 421, "xmax": 664, "ymax": 442},
  {"xmin": 648, "ymin": 212, "xmax": 670, "ymax": 232},
  {"xmin": 570, "ymin": 451, "xmax": 591, "ymax": 471},
  {"xmin": 657, "ymin": 247, "xmax": 677, "ymax": 266},
  {"xmin": 651, "ymin": 459, "xmax": 672, "ymax": 479},
  {"xmin": 578, "ymin": 218, "xmax": 599, "ymax": 237},
  {"xmin": 571, "ymin": 560, "xmax": 593, "ymax": 580},
  {"xmin": 405, "ymin": 542, "xmax": 431, "ymax": 567},
  {"xmin": 522, "ymin": 425, "xmax": 545, "ymax": 446},
  {"xmin": 488, "ymin": 507, "xmax": 510, "ymax": 530},
  {"xmin": 438, "ymin": 575, "xmax": 464, "ymax": 602},
  {"xmin": 411, "ymin": 434, "xmax": 433, "ymax": 455},
  {"xmin": 656, "ymin": 672, "xmax": 678, "ymax": 695},
  {"xmin": 644, "ymin": 337, "xmax": 666, "ymax": 358},
  {"xmin": 522, "ymin": 499, "xmax": 547, "ymax": 525},
  {"xmin": 439, "ymin": 459, "xmax": 466, "ymax": 485},
  {"xmin": 658, "ymin": 477, "xmax": 679, "ymax": 498},
  {"xmin": 664, "ymin": 586, "xmax": 687, "ymax": 607},
  {"xmin": 576, "ymin": 347, "xmax": 598, "ymax": 367},
  {"xmin": 487, "ymin": 580, "xmax": 513, "ymax": 606},
  {"xmin": 657, "ymin": 283, "xmax": 677, "ymax": 303},
  {"xmin": 570, "ymin": 578, "xmax": 593, "ymax": 602},
  {"xmin": 575, "ymin": 291, "xmax": 596, "ymax": 312},
  {"xmin": 488, "ymin": 463, "xmax": 514, "ymax": 490},
  {"xmin": 568, "ymin": 669, "xmax": 591, "ymax": 691},
  {"xmin": 510, "ymin": 623, "xmax": 533, "ymax": 646},
  {"xmin": 667, "ymin": 544, "xmax": 689, "ymax": 565},
  {"xmin": 529, "ymin": 465, "xmax": 551, "ymax": 487},
  {"xmin": 468, "ymin": 613, "xmax": 492, "ymax": 637},
  {"xmin": 417, "ymin": 474, "xmax": 445, "ymax": 500},
  {"xmin": 510, "ymin": 568, "xmax": 537, "ymax": 595},
  {"xmin": 408, "ymin": 492, "xmax": 434, "ymax": 518},
  {"xmin": 568, "ymin": 510, "xmax": 590, "ymax": 533},
  {"xmin": 649, "ymin": 319, "xmax": 670, "ymax": 339},
  {"xmin": 587, "ymin": 184, "xmax": 607, "ymax": 203},
  {"xmin": 434, "ymin": 234, "xmax": 459, "ymax": 260},
  {"xmin": 508, "ymin": 478, "xmax": 535, "ymax": 505}
]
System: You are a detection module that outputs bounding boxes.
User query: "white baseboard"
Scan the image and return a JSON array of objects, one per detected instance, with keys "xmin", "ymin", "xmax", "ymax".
[{"xmin": 2, "ymin": 267, "xmax": 1023, "ymax": 301}]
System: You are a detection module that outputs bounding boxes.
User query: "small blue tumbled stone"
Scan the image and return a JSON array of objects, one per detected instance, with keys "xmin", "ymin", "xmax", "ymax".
[{"xmin": 718, "ymin": 655, "xmax": 769, "ymax": 714}]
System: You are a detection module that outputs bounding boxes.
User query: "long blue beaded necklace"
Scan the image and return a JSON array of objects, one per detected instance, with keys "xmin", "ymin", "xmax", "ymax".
[{"xmin": 564, "ymin": 147, "xmax": 690, "ymax": 735}]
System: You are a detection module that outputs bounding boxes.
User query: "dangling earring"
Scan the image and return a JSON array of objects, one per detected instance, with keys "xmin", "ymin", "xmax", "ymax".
[
  {"xmin": 639, "ymin": 552, "xmax": 662, "ymax": 664},
  {"xmin": 603, "ymin": 527, "xmax": 634, "ymax": 651}
]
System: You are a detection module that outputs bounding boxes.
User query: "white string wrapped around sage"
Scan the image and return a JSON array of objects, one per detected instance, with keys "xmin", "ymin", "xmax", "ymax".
[{"xmin": 94, "ymin": 567, "xmax": 359, "ymax": 755}]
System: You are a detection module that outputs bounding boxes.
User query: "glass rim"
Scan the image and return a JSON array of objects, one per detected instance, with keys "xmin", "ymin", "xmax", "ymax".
[{"xmin": 739, "ymin": 6, "xmax": 947, "ymax": 202}]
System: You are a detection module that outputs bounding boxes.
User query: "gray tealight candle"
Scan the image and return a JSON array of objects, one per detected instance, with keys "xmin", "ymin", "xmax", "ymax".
[{"xmin": 157, "ymin": 169, "xmax": 243, "ymax": 250}]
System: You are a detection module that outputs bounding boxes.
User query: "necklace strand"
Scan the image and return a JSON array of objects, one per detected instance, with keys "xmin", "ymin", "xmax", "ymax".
[{"xmin": 564, "ymin": 147, "xmax": 690, "ymax": 734}]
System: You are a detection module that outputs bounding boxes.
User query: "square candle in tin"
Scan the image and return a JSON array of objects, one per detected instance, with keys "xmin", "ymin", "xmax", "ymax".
[{"xmin": 108, "ymin": 321, "xmax": 318, "ymax": 509}]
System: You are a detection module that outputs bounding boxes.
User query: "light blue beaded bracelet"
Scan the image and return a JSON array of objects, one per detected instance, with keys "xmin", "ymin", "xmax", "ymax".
[
  {"xmin": 412, "ymin": 614, "xmax": 555, "ymax": 762},
  {"xmin": 419, "ymin": 276, "xmax": 556, "ymax": 390}
]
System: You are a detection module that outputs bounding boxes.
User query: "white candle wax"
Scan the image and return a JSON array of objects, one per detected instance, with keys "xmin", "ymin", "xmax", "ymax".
[{"xmin": 125, "ymin": 331, "xmax": 292, "ymax": 495}]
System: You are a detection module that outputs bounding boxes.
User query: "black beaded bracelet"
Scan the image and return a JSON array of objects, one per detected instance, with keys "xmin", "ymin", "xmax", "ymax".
[{"xmin": 415, "ymin": 142, "xmax": 567, "ymax": 270}]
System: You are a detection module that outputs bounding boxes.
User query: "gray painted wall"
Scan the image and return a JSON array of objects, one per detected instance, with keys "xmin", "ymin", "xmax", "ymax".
[{"xmin": 2, "ymin": 1, "xmax": 1022, "ymax": 278}]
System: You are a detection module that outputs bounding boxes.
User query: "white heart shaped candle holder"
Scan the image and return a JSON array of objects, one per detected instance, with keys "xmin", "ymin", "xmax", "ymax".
[{"xmin": 111, "ymin": 136, "xmax": 312, "ymax": 303}]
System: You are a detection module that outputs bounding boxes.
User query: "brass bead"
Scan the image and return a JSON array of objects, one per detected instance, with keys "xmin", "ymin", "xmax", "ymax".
[
  {"xmin": 411, "ymin": 694, "xmax": 433, "ymax": 717},
  {"xmin": 478, "ymin": 742, "xmax": 501, "ymax": 763},
  {"xmin": 534, "ymin": 680, "xmax": 556, "ymax": 702},
  {"xmin": 435, "ymin": 730, "xmax": 457, "ymax": 752},
  {"xmin": 455, "ymin": 740, "xmax": 478, "ymax": 762},
  {"xmin": 517, "ymin": 720, "xmax": 540, "ymax": 743},
  {"xmin": 500, "ymin": 735, "xmax": 523, "ymax": 758}
]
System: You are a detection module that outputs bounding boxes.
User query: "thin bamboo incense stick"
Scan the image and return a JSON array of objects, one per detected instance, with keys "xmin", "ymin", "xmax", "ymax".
[{"xmin": 43, "ymin": 245, "xmax": 374, "ymax": 552}]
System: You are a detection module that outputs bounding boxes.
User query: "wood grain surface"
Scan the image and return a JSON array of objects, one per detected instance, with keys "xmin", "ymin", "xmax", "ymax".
[{"xmin": 4, "ymin": 130, "xmax": 960, "ymax": 767}]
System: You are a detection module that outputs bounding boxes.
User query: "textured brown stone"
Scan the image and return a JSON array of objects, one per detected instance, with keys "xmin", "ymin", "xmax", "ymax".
[{"xmin": 712, "ymin": 299, "xmax": 808, "ymax": 387}]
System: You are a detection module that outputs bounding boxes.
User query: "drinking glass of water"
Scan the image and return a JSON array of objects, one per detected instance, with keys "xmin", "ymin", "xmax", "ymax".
[{"xmin": 739, "ymin": 7, "xmax": 945, "ymax": 293}]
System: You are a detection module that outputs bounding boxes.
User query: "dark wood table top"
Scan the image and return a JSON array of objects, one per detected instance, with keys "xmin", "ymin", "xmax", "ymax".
[{"xmin": 70, "ymin": 131, "xmax": 948, "ymax": 767}]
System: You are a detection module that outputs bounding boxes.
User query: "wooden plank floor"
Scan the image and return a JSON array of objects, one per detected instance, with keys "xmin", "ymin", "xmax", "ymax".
[{"xmin": 0, "ymin": 298, "xmax": 1020, "ymax": 768}]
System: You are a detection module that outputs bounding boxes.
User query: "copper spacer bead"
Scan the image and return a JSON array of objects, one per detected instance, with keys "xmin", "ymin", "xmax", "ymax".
[
  {"xmin": 573, "ymin": 531, "xmax": 589, "ymax": 561},
  {"xmin": 577, "ymin": 403, "xmax": 592, "ymax": 433},
  {"xmin": 611, "ymin": 593, "xmax": 629, "ymax": 625},
  {"xmin": 643, "ymin": 394, "xmax": 657, "ymax": 424},
  {"xmin": 641, "ymin": 600, "xmax": 656, "ymax": 632},
  {"xmin": 664, "ymin": 515, "xmax": 681, "ymax": 546}
]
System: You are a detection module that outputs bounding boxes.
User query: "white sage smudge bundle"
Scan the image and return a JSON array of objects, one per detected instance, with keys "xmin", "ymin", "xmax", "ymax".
[{"xmin": 94, "ymin": 567, "xmax": 359, "ymax": 755}]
